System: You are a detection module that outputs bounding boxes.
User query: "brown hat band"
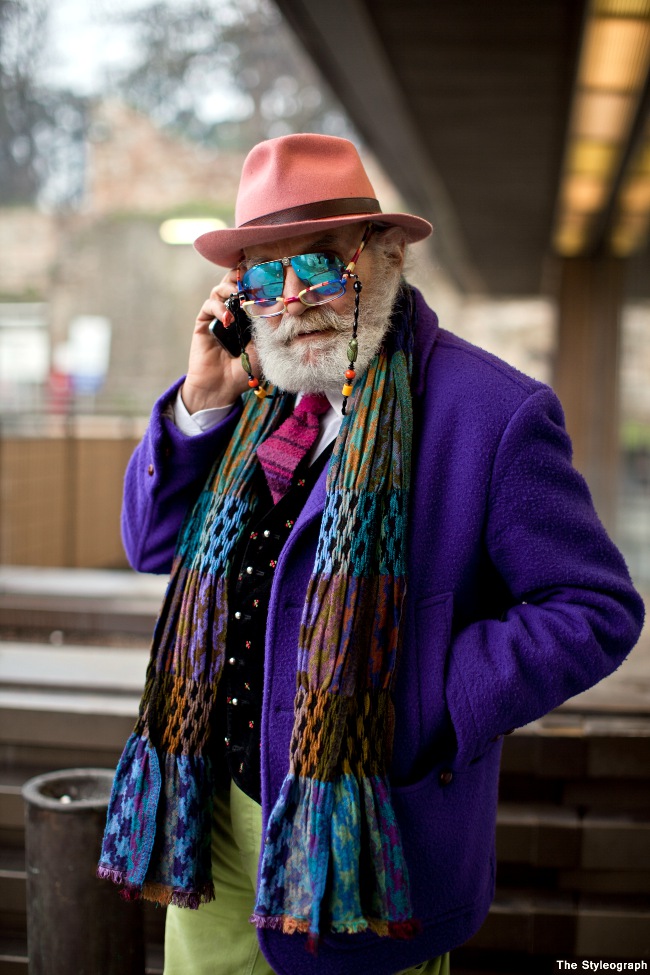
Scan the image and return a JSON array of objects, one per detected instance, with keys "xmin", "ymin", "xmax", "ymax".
[{"xmin": 239, "ymin": 196, "xmax": 382, "ymax": 228}]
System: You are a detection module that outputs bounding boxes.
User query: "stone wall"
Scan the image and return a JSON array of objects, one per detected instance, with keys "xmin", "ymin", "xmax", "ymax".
[
  {"xmin": 86, "ymin": 100, "xmax": 244, "ymax": 218},
  {"xmin": 0, "ymin": 209, "xmax": 62, "ymax": 299}
]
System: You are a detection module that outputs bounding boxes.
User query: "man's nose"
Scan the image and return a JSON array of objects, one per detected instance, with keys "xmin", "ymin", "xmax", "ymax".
[{"xmin": 282, "ymin": 267, "xmax": 308, "ymax": 316}]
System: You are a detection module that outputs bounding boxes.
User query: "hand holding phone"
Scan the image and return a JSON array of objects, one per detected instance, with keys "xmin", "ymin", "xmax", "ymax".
[
  {"xmin": 183, "ymin": 277, "xmax": 256, "ymax": 413},
  {"xmin": 208, "ymin": 294, "xmax": 253, "ymax": 357}
]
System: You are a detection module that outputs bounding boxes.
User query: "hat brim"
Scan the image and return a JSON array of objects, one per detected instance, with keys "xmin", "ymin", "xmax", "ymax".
[{"xmin": 194, "ymin": 212, "xmax": 432, "ymax": 268}]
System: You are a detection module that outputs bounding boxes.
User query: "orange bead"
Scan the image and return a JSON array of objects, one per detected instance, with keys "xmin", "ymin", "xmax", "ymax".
[
  {"xmin": 345, "ymin": 369, "xmax": 356, "ymax": 380},
  {"xmin": 248, "ymin": 377, "xmax": 260, "ymax": 388},
  {"xmin": 342, "ymin": 383, "xmax": 354, "ymax": 397}
]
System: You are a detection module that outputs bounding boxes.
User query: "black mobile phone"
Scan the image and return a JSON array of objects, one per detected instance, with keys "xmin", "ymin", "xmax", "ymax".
[{"xmin": 209, "ymin": 294, "xmax": 253, "ymax": 357}]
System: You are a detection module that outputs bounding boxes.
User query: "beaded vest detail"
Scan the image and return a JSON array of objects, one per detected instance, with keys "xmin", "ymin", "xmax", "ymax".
[{"xmin": 220, "ymin": 444, "xmax": 333, "ymax": 802}]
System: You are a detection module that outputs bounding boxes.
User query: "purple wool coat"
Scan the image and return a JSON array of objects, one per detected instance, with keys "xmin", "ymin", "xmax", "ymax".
[{"xmin": 122, "ymin": 289, "xmax": 644, "ymax": 974}]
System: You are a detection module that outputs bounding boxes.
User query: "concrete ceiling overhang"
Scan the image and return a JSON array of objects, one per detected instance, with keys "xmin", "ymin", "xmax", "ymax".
[{"xmin": 273, "ymin": 0, "xmax": 650, "ymax": 297}]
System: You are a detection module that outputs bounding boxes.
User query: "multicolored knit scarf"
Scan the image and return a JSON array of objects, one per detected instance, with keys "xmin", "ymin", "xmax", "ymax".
[{"xmin": 98, "ymin": 287, "xmax": 417, "ymax": 943}]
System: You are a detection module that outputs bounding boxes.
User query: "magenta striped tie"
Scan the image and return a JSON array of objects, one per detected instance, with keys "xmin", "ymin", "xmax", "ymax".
[{"xmin": 256, "ymin": 393, "xmax": 331, "ymax": 504}]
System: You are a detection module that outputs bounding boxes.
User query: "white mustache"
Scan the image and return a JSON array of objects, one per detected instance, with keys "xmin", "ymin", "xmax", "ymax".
[{"xmin": 270, "ymin": 307, "xmax": 352, "ymax": 345}]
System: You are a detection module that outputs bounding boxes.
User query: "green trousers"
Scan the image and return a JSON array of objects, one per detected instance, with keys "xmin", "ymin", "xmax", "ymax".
[{"xmin": 164, "ymin": 779, "xmax": 450, "ymax": 975}]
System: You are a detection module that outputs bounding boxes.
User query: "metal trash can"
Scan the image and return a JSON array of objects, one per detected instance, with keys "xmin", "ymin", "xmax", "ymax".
[{"xmin": 22, "ymin": 768, "xmax": 144, "ymax": 975}]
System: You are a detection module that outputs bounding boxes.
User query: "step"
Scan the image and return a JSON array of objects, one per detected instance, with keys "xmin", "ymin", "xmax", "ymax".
[
  {"xmin": 0, "ymin": 939, "xmax": 163, "ymax": 975},
  {"xmin": 0, "ymin": 785, "xmax": 24, "ymax": 832},
  {"xmin": 0, "ymin": 939, "xmax": 27, "ymax": 975},
  {"xmin": 0, "ymin": 566, "xmax": 166, "ymax": 639},
  {"xmin": 502, "ymin": 712, "xmax": 650, "ymax": 779},
  {"xmin": 500, "ymin": 770, "xmax": 650, "ymax": 812},
  {"xmin": 0, "ymin": 642, "xmax": 148, "ymax": 696},
  {"xmin": 469, "ymin": 889, "xmax": 650, "ymax": 956},
  {"xmin": 0, "ymin": 850, "xmax": 25, "ymax": 943},
  {"xmin": 0, "ymin": 567, "xmax": 167, "ymax": 604},
  {"xmin": 496, "ymin": 802, "xmax": 650, "ymax": 871},
  {"xmin": 0, "ymin": 692, "xmax": 138, "ymax": 747},
  {"xmin": 0, "ymin": 643, "xmax": 143, "ymax": 749},
  {"xmin": 0, "ymin": 687, "xmax": 135, "ymax": 785},
  {"xmin": 0, "ymin": 599, "xmax": 156, "ymax": 641}
]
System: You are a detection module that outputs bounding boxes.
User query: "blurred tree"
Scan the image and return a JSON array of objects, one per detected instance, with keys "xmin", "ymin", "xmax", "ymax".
[
  {"xmin": 0, "ymin": 0, "xmax": 86, "ymax": 206},
  {"xmin": 0, "ymin": 0, "xmax": 48, "ymax": 203},
  {"xmin": 114, "ymin": 0, "xmax": 355, "ymax": 150},
  {"xmin": 0, "ymin": 0, "xmax": 356, "ymax": 207}
]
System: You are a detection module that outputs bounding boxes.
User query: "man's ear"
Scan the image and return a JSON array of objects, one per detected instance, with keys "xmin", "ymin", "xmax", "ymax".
[{"xmin": 375, "ymin": 227, "xmax": 407, "ymax": 269}]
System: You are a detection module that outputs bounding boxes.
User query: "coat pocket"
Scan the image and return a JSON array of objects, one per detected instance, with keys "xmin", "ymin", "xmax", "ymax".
[{"xmin": 391, "ymin": 745, "xmax": 500, "ymax": 921}]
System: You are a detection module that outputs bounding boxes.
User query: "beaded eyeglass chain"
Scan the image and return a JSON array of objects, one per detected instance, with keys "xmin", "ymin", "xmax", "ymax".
[
  {"xmin": 341, "ymin": 278, "xmax": 361, "ymax": 416},
  {"xmin": 225, "ymin": 293, "xmax": 274, "ymax": 401}
]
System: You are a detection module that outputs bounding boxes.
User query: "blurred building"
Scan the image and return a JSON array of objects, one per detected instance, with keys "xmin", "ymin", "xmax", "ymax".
[{"xmin": 0, "ymin": 101, "xmax": 247, "ymax": 417}]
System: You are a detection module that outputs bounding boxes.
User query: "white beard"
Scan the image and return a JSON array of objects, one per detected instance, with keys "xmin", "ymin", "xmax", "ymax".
[{"xmin": 251, "ymin": 261, "xmax": 402, "ymax": 394}]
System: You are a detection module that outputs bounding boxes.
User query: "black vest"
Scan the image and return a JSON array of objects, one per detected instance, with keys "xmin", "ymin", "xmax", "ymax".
[{"xmin": 213, "ymin": 444, "xmax": 333, "ymax": 803}]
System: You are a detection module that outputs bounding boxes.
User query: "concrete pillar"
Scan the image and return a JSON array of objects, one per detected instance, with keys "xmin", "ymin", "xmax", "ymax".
[{"xmin": 553, "ymin": 255, "xmax": 625, "ymax": 534}]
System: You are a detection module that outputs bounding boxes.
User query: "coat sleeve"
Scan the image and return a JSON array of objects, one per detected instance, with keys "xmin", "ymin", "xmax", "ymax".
[
  {"xmin": 121, "ymin": 378, "xmax": 242, "ymax": 573},
  {"xmin": 444, "ymin": 386, "xmax": 645, "ymax": 766}
]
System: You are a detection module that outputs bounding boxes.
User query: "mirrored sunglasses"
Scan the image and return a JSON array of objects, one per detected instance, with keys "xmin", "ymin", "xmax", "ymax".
[
  {"xmin": 239, "ymin": 252, "xmax": 345, "ymax": 318},
  {"xmin": 237, "ymin": 225, "xmax": 372, "ymax": 319}
]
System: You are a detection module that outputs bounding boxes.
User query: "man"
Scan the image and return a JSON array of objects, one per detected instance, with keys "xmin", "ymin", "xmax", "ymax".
[{"xmin": 99, "ymin": 134, "xmax": 644, "ymax": 975}]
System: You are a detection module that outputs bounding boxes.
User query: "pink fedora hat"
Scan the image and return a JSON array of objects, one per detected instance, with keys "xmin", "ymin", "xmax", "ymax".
[{"xmin": 194, "ymin": 133, "xmax": 432, "ymax": 267}]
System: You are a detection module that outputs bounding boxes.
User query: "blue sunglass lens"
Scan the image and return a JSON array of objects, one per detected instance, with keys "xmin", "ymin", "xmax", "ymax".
[
  {"xmin": 243, "ymin": 252, "xmax": 344, "ymax": 299},
  {"xmin": 290, "ymin": 253, "xmax": 344, "ymax": 291},
  {"xmin": 242, "ymin": 262, "xmax": 284, "ymax": 299}
]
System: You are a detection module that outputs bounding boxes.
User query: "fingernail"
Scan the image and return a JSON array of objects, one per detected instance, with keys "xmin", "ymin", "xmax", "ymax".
[{"xmin": 223, "ymin": 310, "xmax": 234, "ymax": 327}]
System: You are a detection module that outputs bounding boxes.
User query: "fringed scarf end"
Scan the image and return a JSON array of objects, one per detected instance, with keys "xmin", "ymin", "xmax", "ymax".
[
  {"xmin": 330, "ymin": 918, "xmax": 373, "ymax": 935},
  {"xmin": 96, "ymin": 865, "xmax": 127, "ymax": 886},
  {"xmin": 388, "ymin": 918, "xmax": 422, "ymax": 940},
  {"xmin": 140, "ymin": 882, "xmax": 215, "ymax": 909},
  {"xmin": 251, "ymin": 911, "xmax": 420, "ymax": 948},
  {"xmin": 249, "ymin": 913, "xmax": 310, "ymax": 935},
  {"xmin": 120, "ymin": 887, "xmax": 143, "ymax": 903},
  {"xmin": 97, "ymin": 867, "xmax": 215, "ymax": 910},
  {"xmin": 97, "ymin": 866, "xmax": 144, "ymax": 904},
  {"xmin": 251, "ymin": 913, "xmax": 320, "ymax": 955},
  {"xmin": 366, "ymin": 916, "xmax": 421, "ymax": 940}
]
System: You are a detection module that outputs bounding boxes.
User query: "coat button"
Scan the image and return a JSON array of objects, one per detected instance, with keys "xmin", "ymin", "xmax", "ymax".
[
  {"xmin": 246, "ymin": 566, "xmax": 254, "ymax": 575},
  {"xmin": 228, "ymin": 657, "xmax": 237, "ymax": 666},
  {"xmin": 147, "ymin": 464, "xmax": 154, "ymax": 476},
  {"xmin": 263, "ymin": 529, "xmax": 271, "ymax": 538},
  {"xmin": 234, "ymin": 611, "xmax": 242, "ymax": 620},
  {"xmin": 231, "ymin": 697, "xmax": 239, "ymax": 706},
  {"xmin": 439, "ymin": 769, "xmax": 453, "ymax": 786}
]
